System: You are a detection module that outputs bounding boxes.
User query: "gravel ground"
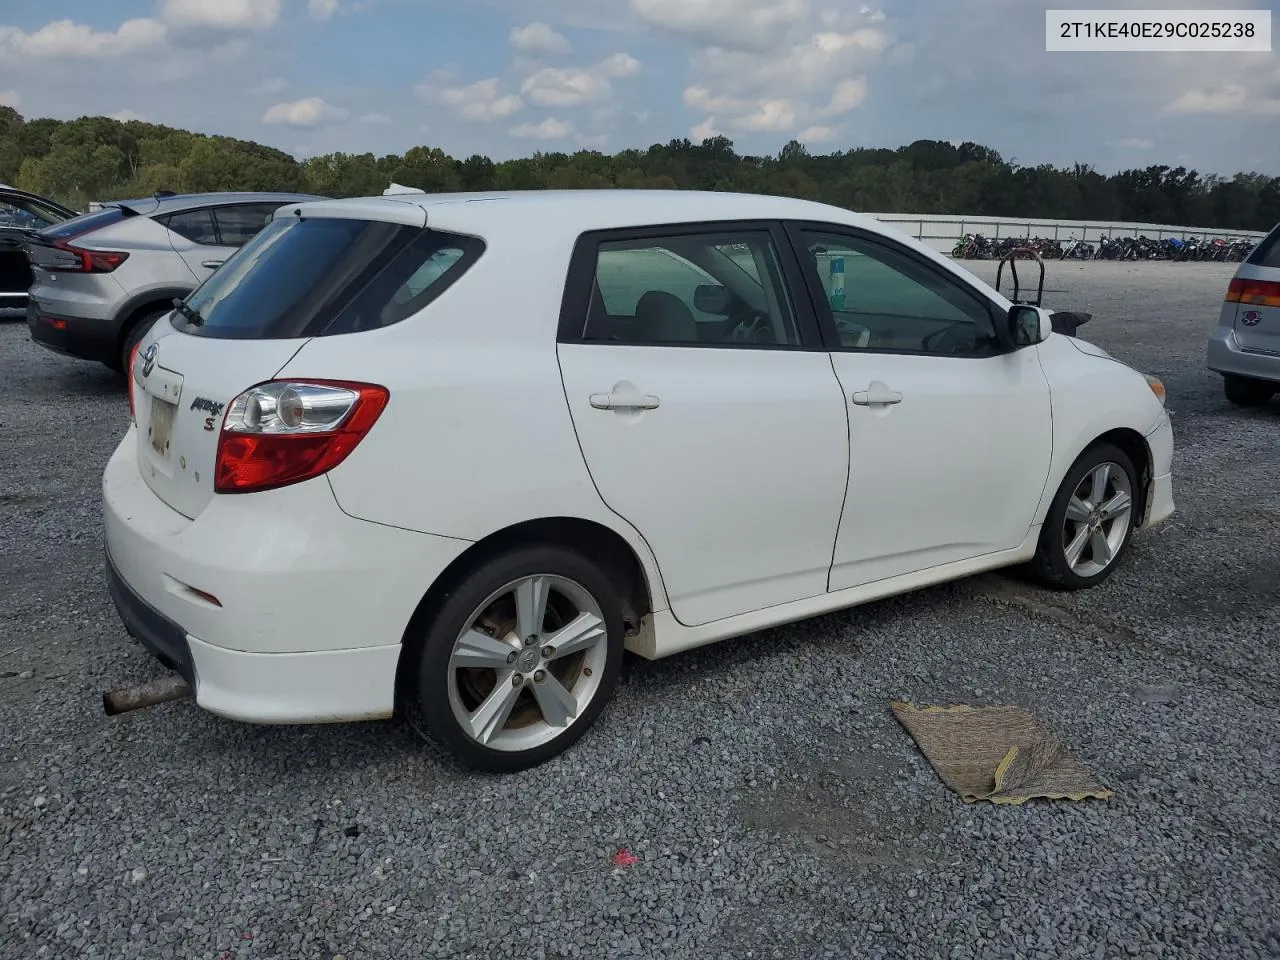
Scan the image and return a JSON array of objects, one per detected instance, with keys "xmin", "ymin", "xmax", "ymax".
[{"xmin": 2, "ymin": 261, "xmax": 1278, "ymax": 960}]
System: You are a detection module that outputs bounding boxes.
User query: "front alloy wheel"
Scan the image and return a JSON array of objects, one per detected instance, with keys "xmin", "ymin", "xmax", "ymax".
[
  {"xmin": 402, "ymin": 545, "xmax": 624, "ymax": 772},
  {"xmin": 1029, "ymin": 443, "xmax": 1139, "ymax": 590}
]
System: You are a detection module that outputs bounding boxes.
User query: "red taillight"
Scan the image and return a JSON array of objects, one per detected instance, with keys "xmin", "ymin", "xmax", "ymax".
[
  {"xmin": 1226, "ymin": 277, "xmax": 1280, "ymax": 308},
  {"xmin": 127, "ymin": 341, "xmax": 143, "ymax": 422},
  {"xmin": 48, "ymin": 239, "xmax": 129, "ymax": 273},
  {"xmin": 214, "ymin": 380, "xmax": 389, "ymax": 494}
]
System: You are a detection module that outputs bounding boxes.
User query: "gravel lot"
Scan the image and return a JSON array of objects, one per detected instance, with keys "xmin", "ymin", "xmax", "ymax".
[{"xmin": 2, "ymin": 261, "xmax": 1278, "ymax": 960}]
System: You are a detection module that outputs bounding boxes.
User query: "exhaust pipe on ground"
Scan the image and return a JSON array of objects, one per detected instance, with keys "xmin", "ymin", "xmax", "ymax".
[{"xmin": 102, "ymin": 675, "xmax": 193, "ymax": 716}]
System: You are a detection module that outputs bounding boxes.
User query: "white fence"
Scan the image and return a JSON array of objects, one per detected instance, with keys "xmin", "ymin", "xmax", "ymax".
[{"xmin": 863, "ymin": 213, "xmax": 1267, "ymax": 253}]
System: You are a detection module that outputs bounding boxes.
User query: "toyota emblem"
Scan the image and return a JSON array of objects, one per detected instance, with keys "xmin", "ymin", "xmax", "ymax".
[{"xmin": 140, "ymin": 343, "xmax": 157, "ymax": 377}]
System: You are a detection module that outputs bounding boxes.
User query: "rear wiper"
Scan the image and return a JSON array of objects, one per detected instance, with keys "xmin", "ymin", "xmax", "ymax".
[{"xmin": 171, "ymin": 298, "xmax": 203, "ymax": 327}]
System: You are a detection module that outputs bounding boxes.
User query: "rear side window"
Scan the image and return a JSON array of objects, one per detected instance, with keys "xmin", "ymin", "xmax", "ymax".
[
  {"xmin": 1246, "ymin": 223, "xmax": 1280, "ymax": 269},
  {"xmin": 176, "ymin": 216, "xmax": 484, "ymax": 339},
  {"xmin": 162, "ymin": 209, "xmax": 219, "ymax": 245},
  {"xmin": 38, "ymin": 206, "xmax": 127, "ymax": 240},
  {"xmin": 214, "ymin": 204, "xmax": 283, "ymax": 246}
]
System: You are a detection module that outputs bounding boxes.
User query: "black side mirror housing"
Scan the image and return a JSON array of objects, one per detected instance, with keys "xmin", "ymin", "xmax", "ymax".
[
  {"xmin": 1008, "ymin": 304, "xmax": 1049, "ymax": 347},
  {"xmin": 693, "ymin": 283, "xmax": 733, "ymax": 315}
]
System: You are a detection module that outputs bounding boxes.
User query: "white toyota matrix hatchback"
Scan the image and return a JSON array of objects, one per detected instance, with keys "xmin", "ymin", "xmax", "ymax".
[{"xmin": 103, "ymin": 190, "xmax": 1175, "ymax": 772}]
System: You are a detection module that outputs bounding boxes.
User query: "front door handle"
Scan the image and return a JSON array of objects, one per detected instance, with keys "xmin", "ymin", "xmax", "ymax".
[
  {"xmin": 201, "ymin": 259, "xmax": 226, "ymax": 269},
  {"xmin": 851, "ymin": 383, "xmax": 903, "ymax": 406},
  {"xmin": 590, "ymin": 392, "xmax": 660, "ymax": 411}
]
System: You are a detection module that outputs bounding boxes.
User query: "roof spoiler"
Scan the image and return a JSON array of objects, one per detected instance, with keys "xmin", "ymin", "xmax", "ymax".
[{"xmin": 384, "ymin": 183, "xmax": 426, "ymax": 196}]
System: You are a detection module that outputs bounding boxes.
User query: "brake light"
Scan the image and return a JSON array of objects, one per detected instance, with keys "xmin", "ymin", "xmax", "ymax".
[
  {"xmin": 1226, "ymin": 277, "xmax": 1280, "ymax": 308},
  {"xmin": 127, "ymin": 341, "xmax": 143, "ymax": 422},
  {"xmin": 46, "ymin": 239, "xmax": 129, "ymax": 273},
  {"xmin": 214, "ymin": 380, "xmax": 389, "ymax": 494}
]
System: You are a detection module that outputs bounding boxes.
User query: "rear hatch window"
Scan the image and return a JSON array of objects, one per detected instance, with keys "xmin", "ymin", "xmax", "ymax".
[
  {"xmin": 1245, "ymin": 223, "xmax": 1280, "ymax": 269},
  {"xmin": 175, "ymin": 215, "xmax": 484, "ymax": 339},
  {"xmin": 36, "ymin": 206, "xmax": 129, "ymax": 241}
]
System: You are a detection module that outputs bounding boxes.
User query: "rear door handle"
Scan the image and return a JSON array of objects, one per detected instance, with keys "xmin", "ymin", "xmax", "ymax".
[
  {"xmin": 851, "ymin": 383, "xmax": 903, "ymax": 406},
  {"xmin": 590, "ymin": 392, "xmax": 660, "ymax": 411},
  {"xmin": 201, "ymin": 259, "xmax": 226, "ymax": 269}
]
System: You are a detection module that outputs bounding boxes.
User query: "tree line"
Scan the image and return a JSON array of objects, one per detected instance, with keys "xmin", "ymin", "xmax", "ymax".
[{"xmin": 2, "ymin": 107, "xmax": 1277, "ymax": 231}]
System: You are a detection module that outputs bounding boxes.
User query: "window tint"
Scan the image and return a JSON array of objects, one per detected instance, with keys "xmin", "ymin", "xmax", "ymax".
[
  {"xmin": 0, "ymin": 198, "xmax": 66, "ymax": 229},
  {"xmin": 585, "ymin": 231, "xmax": 800, "ymax": 346},
  {"xmin": 38, "ymin": 206, "xmax": 125, "ymax": 240},
  {"xmin": 214, "ymin": 204, "xmax": 282, "ymax": 246},
  {"xmin": 1247, "ymin": 222, "xmax": 1280, "ymax": 269},
  {"xmin": 163, "ymin": 208, "xmax": 219, "ymax": 245},
  {"xmin": 799, "ymin": 231, "xmax": 1000, "ymax": 357},
  {"xmin": 177, "ymin": 216, "xmax": 484, "ymax": 340}
]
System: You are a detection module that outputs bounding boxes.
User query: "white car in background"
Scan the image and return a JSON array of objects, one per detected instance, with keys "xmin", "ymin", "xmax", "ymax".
[{"xmin": 103, "ymin": 189, "xmax": 1175, "ymax": 772}]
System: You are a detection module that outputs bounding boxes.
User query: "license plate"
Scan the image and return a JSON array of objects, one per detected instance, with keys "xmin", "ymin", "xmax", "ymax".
[{"xmin": 150, "ymin": 396, "xmax": 177, "ymax": 456}]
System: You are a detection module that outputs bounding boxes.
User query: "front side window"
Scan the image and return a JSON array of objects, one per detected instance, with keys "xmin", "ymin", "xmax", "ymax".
[
  {"xmin": 798, "ymin": 230, "xmax": 1001, "ymax": 357},
  {"xmin": 584, "ymin": 230, "xmax": 800, "ymax": 347},
  {"xmin": 177, "ymin": 216, "xmax": 484, "ymax": 339}
]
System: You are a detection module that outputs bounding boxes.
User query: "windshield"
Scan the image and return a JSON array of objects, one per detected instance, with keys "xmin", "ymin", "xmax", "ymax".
[{"xmin": 177, "ymin": 215, "xmax": 485, "ymax": 339}]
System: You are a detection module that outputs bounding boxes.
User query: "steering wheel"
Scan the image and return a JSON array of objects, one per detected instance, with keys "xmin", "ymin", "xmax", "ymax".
[
  {"xmin": 719, "ymin": 306, "xmax": 775, "ymax": 344},
  {"xmin": 921, "ymin": 322, "xmax": 980, "ymax": 356}
]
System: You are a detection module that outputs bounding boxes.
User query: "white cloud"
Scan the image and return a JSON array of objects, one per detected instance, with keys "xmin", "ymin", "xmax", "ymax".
[
  {"xmin": 1114, "ymin": 137, "xmax": 1155, "ymax": 149},
  {"xmin": 360, "ymin": 111, "xmax": 391, "ymax": 124},
  {"xmin": 0, "ymin": 18, "xmax": 167, "ymax": 59},
  {"xmin": 159, "ymin": 0, "xmax": 282, "ymax": 30},
  {"xmin": 0, "ymin": 89, "xmax": 19, "ymax": 108},
  {"xmin": 798, "ymin": 124, "xmax": 837, "ymax": 143},
  {"xmin": 309, "ymin": 0, "xmax": 341, "ymax": 20},
  {"xmin": 597, "ymin": 53, "xmax": 641, "ymax": 78},
  {"xmin": 631, "ymin": 0, "xmax": 808, "ymax": 51},
  {"xmin": 262, "ymin": 97, "xmax": 347, "ymax": 126},
  {"xmin": 576, "ymin": 132, "xmax": 610, "ymax": 148},
  {"xmin": 826, "ymin": 77, "xmax": 867, "ymax": 115},
  {"xmin": 691, "ymin": 117, "xmax": 721, "ymax": 140},
  {"xmin": 425, "ymin": 77, "xmax": 525, "ymax": 121},
  {"xmin": 1165, "ymin": 83, "xmax": 1280, "ymax": 118},
  {"xmin": 667, "ymin": 4, "xmax": 889, "ymax": 139},
  {"xmin": 511, "ymin": 117, "xmax": 575, "ymax": 139},
  {"xmin": 521, "ymin": 53, "xmax": 642, "ymax": 108},
  {"xmin": 509, "ymin": 22, "xmax": 572, "ymax": 56},
  {"xmin": 110, "ymin": 109, "xmax": 147, "ymax": 122},
  {"xmin": 249, "ymin": 76, "xmax": 289, "ymax": 96}
]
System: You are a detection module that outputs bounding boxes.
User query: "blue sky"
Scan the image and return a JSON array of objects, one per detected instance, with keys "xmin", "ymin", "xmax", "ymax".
[{"xmin": 0, "ymin": 0, "xmax": 1277, "ymax": 174}]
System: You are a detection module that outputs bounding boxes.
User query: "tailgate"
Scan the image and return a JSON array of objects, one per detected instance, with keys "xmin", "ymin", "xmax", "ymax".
[{"xmin": 131, "ymin": 318, "xmax": 310, "ymax": 519}]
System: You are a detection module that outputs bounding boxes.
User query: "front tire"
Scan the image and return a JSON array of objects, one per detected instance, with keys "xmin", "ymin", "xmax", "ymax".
[
  {"xmin": 1223, "ymin": 375, "xmax": 1275, "ymax": 408},
  {"xmin": 1029, "ymin": 443, "xmax": 1139, "ymax": 590},
  {"xmin": 400, "ymin": 545, "xmax": 625, "ymax": 773}
]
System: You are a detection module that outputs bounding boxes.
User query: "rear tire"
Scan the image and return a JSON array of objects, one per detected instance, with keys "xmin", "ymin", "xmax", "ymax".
[
  {"xmin": 399, "ymin": 544, "xmax": 625, "ymax": 773},
  {"xmin": 1028, "ymin": 443, "xmax": 1139, "ymax": 591},
  {"xmin": 113, "ymin": 307, "xmax": 169, "ymax": 375},
  {"xmin": 1223, "ymin": 375, "xmax": 1275, "ymax": 408}
]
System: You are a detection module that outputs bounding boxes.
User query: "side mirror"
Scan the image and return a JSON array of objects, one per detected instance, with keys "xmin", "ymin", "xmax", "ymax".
[
  {"xmin": 693, "ymin": 283, "xmax": 733, "ymax": 315},
  {"xmin": 1008, "ymin": 304, "xmax": 1051, "ymax": 347}
]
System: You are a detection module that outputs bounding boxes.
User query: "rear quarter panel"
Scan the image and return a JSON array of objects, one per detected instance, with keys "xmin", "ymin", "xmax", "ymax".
[{"xmin": 275, "ymin": 216, "xmax": 672, "ymax": 612}]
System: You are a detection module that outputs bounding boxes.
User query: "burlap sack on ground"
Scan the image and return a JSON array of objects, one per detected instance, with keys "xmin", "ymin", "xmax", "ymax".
[{"xmin": 890, "ymin": 701, "xmax": 1113, "ymax": 805}]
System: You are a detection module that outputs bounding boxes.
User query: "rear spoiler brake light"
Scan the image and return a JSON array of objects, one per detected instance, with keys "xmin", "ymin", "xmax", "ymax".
[{"xmin": 1225, "ymin": 277, "xmax": 1280, "ymax": 308}]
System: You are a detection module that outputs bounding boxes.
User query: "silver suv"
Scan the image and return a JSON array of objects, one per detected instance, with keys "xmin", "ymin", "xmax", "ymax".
[
  {"xmin": 1207, "ymin": 220, "xmax": 1280, "ymax": 406},
  {"xmin": 25, "ymin": 191, "xmax": 319, "ymax": 372}
]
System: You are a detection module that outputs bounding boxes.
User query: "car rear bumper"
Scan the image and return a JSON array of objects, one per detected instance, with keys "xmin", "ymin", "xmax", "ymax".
[
  {"xmin": 1206, "ymin": 324, "xmax": 1280, "ymax": 384},
  {"xmin": 27, "ymin": 301, "xmax": 119, "ymax": 364},
  {"xmin": 101, "ymin": 425, "xmax": 473, "ymax": 724}
]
